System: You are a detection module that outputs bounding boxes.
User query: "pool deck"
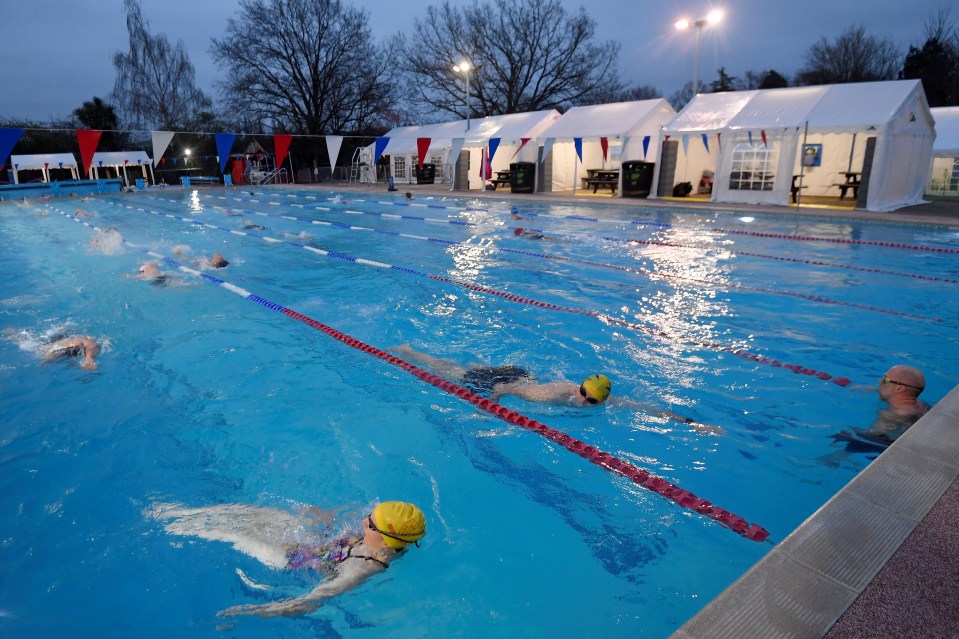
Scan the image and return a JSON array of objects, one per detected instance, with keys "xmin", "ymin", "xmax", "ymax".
[{"xmin": 135, "ymin": 182, "xmax": 959, "ymax": 636}]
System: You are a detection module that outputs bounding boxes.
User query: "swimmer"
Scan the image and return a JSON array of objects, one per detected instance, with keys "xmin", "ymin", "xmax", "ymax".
[
  {"xmin": 209, "ymin": 252, "xmax": 229, "ymax": 268},
  {"xmin": 41, "ymin": 335, "xmax": 100, "ymax": 371},
  {"xmin": 242, "ymin": 223, "xmax": 266, "ymax": 231},
  {"xmin": 149, "ymin": 500, "xmax": 426, "ymax": 618},
  {"xmin": 405, "ymin": 192, "xmax": 413, "ymax": 201},
  {"xmin": 74, "ymin": 208, "xmax": 92, "ymax": 218},
  {"xmin": 393, "ymin": 344, "xmax": 719, "ymax": 434},
  {"xmin": 826, "ymin": 364, "xmax": 931, "ymax": 459},
  {"xmin": 175, "ymin": 249, "xmax": 230, "ymax": 269},
  {"xmin": 89, "ymin": 227, "xmax": 123, "ymax": 252},
  {"xmin": 513, "ymin": 227, "xmax": 565, "ymax": 241},
  {"xmin": 510, "ymin": 206, "xmax": 525, "ymax": 220},
  {"xmin": 134, "ymin": 261, "xmax": 170, "ymax": 286}
]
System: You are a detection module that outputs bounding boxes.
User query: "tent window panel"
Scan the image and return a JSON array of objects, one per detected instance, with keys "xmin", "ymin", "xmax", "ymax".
[
  {"xmin": 394, "ymin": 156, "xmax": 406, "ymax": 177},
  {"xmin": 952, "ymin": 159, "xmax": 959, "ymax": 191},
  {"xmin": 431, "ymin": 155, "xmax": 444, "ymax": 178},
  {"xmin": 729, "ymin": 143, "xmax": 777, "ymax": 191}
]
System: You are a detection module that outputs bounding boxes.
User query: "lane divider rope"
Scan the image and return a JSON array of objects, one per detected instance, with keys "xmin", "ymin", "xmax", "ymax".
[
  {"xmin": 111, "ymin": 200, "xmax": 859, "ymax": 388},
  {"xmin": 137, "ymin": 194, "xmax": 941, "ymax": 322},
  {"xmin": 44, "ymin": 202, "xmax": 770, "ymax": 543},
  {"xmin": 712, "ymin": 227, "xmax": 959, "ymax": 254}
]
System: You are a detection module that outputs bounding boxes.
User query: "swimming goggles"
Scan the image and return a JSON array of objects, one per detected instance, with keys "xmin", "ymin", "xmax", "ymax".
[
  {"xmin": 368, "ymin": 515, "xmax": 421, "ymax": 548},
  {"xmin": 579, "ymin": 384, "xmax": 600, "ymax": 405},
  {"xmin": 880, "ymin": 375, "xmax": 924, "ymax": 391}
]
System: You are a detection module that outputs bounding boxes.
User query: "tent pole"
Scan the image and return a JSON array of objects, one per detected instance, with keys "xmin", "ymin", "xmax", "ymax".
[
  {"xmin": 797, "ymin": 121, "xmax": 809, "ymax": 208},
  {"xmin": 847, "ymin": 133, "xmax": 856, "ymax": 173}
]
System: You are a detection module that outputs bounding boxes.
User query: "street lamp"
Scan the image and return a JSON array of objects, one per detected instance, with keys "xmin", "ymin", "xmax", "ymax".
[
  {"xmin": 453, "ymin": 60, "xmax": 472, "ymax": 131},
  {"xmin": 675, "ymin": 9, "xmax": 723, "ymax": 95}
]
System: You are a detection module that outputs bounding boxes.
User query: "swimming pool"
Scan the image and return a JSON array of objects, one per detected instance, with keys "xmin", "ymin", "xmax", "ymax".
[{"xmin": 1, "ymin": 187, "xmax": 957, "ymax": 637}]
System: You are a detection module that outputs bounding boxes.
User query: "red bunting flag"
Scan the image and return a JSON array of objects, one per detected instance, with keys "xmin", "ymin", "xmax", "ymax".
[
  {"xmin": 274, "ymin": 134, "xmax": 293, "ymax": 170},
  {"xmin": 75, "ymin": 129, "xmax": 103, "ymax": 176},
  {"xmin": 160, "ymin": 157, "xmax": 167, "ymax": 166},
  {"xmin": 761, "ymin": 130, "xmax": 768, "ymax": 147},
  {"xmin": 509, "ymin": 137, "xmax": 531, "ymax": 161},
  {"xmin": 416, "ymin": 138, "xmax": 431, "ymax": 169},
  {"xmin": 600, "ymin": 137, "xmax": 609, "ymax": 162},
  {"xmin": 44, "ymin": 163, "xmax": 49, "ymax": 170}
]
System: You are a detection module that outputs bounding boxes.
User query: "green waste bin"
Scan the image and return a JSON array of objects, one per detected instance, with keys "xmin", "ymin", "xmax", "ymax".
[
  {"xmin": 621, "ymin": 161, "xmax": 655, "ymax": 198},
  {"xmin": 417, "ymin": 163, "xmax": 436, "ymax": 185},
  {"xmin": 510, "ymin": 162, "xmax": 535, "ymax": 194}
]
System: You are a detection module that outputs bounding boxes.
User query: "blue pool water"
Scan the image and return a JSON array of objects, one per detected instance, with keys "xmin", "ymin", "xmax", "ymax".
[{"xmin": 1, "ymin": 188, "xmax": 957, "ymax": 638}]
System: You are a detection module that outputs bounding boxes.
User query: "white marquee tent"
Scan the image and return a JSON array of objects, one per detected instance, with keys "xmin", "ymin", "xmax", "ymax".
[
  {"xmin": 929, "ymin": 106, "xmax": 959, "ymax": 193},
  {"xmin": 655, "ymin": 80, "xmax": 935, "ymax": 212},
  {"xmin": 535, "ymin": 98, "xmax": 677, "ymax": 193},
  {"xmin": 90, "ymin": 151, "xmax": 155, "ymax": 186},
  {"xmin": 9, "ymin": 153, "xmax": 80, "ymax": 183},
  {"xmin": 375, "ymin": 110, "xmax": 560, "ymax": 188}
]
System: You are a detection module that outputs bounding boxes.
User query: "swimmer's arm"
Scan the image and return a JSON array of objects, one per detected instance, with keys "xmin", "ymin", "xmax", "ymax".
[
  {"xmin": 607, "ymin": 397, "xmax": 725, "ymax": 435},
  {"xmin": 490, "ymin": 381, "xmax": 562, "ymax": 404},
  {"xmin": 218, "ymin": 563, "xmax": 376, "ymax": 618}
]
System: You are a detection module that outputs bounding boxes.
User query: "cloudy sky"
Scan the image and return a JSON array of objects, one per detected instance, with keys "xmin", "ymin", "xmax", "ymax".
[{"xmin": 0, "ymin": 0, "xmax": 948, "ymax": 123}]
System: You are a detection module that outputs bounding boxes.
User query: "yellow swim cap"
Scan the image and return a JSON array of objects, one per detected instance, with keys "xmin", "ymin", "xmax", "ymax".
[
  {"xmin": 581, "ymin": 374, "xmax": 611, "ymax": 403},
  {"xmin": 372, "ymin": 501, "xmax": 427, "ymax": 550}
]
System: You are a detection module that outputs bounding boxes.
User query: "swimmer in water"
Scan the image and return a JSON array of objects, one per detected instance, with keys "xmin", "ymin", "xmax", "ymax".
[
  {"xmin": 149, "ymin": 500, "xmax": 426, "ymax": 618},
  {"xmin": 41, "ymin": 335, "xmax": 101, "ymax": 371},
  {"xmin": 242, "ymin": 223, "xmax": 266, "ymax": 231},
  {"xmin": 134, "ymin": 261, "xmax": 170, "ymax": 286},
  {"xmin": 209, "ymin": 252, "xmax": 229, "ymax": 268},
  {"xmin": 393, "ymin": 344, "xmax": 719, "ymax": 434},
  {"xmin": 510, "ymin": 206, "xmax": 525, "ymax": 220},
  {"xmin": 89, "ymin": 227, "xmax": 123, "ymax": 250},
  {"xmin": 405, "ymin": 192, "xmax": 413, "ymax": 201},
  {"xmin": 512, "ymin": 227, "xmax": 565, "ymax": 241}
]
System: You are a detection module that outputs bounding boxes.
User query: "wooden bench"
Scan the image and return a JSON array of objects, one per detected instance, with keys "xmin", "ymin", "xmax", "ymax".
[
  {"xmin": 832, "ymin": 182, "xmax": 859, "ymax": 200},
  {"xmin": 488, "ymin": 171, "xmax": 512, "ymax": 190},
  {"xmin": 585, "ymin": 178, "xmax": 618, "ymax": 194}
]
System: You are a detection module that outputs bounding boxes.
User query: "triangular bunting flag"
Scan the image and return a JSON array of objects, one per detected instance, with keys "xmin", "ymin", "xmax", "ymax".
[
  {"xmin": 642, "ymin": 135, "xmax": 650, "ymax": 160},
  {"xmin": 681, "ymin": 134, "xmax": 689, "ymax": 156},
  {"xmin": 416, "ymin": 137, "xmax": 431, "ymax": 169},
  {"xmin": 275, "ymin": 133, "xmax": 294, "ymax": 170},
  {"xmin": 509, "ymin": 137, "xmax": 531, "ymax": 161},
  {"xmin": 324, "ymin": 135, "xmax": 342, "ymax": 171},
  {"xmin": 449, "ymin": 138, "xmax": 466, "ymax": 165},
  {"xmin": 574, "ymin": 138, "xmax": 583, "ymax": 162},
  {"xmin": 214, "ymin": 133, "xmax": 235, "ymax": 173},
  {"xmin": 76, "ymin": 129, "xmax": 103, "ymax": 176},
  {"xmin": 717, "ymin": 132, "xmax": 722, "ymax": 150},
  {"xmin": 374, "ymin": 137, "xmax": 390, "ymax": 164},
  {"xmin": 600, "ymin": 137, "xmax": 609, "ymax": 162},
  {"xmin": 748, "ymin": 131, "xmax": 753, "ymax": 145},
  {"xmin": 151, "ymin": 131, "xmax": 175, "ymax": 167},
  {"xmin": 701, "ymin": 133, "xmax": 709, "ymax": 153},
  {"xmin": 541, "ymin": 138, "xmax": 555, "ymax": 164},
  {"xmin": 488, "ymin": 138, "xmax": 501, "ymax": 164},
  {"xmin": 761, "ymin": 130, "xmax": 767, "ymax": 147},
  {"xmin": 0, "ymin": 128, "xmax": 25, "ymax": 168},
  {"xmin": 172, "ymin": 158, "xmax": 178, "ymax": 167}
]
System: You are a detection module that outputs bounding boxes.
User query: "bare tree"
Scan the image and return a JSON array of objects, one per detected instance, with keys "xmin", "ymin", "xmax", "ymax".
[
  {"xmin": 795, "ymin": 25, "xmax": 900, "ymax": 86},
  {"xmin": 396, "ymin": 0, "xmax": 623, "ymax": 119},
  {"xmin": 741, "ymin": 70, "xmax": 789, "ymax": 90},
  {"xmin": 210, "ymin": 0, "xmax": 398, "ymax": 135},
  {"xmin": 111, "ymin": 0, "xmax": 212, "ymax": 130}
]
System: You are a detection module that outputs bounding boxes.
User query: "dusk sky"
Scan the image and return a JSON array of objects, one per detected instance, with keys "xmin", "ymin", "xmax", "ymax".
[{"xmin": 0, "ymin": 0, "xmax": 949, "ymax": 123}]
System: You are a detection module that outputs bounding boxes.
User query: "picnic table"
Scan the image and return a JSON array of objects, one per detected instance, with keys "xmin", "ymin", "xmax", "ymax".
[
  {"xmin": 488, "ymin": 170, "xmax": 512, "ymax": 190},
  {"xmin": 833, "ymin": 171, "xmax": 861, "ymax": 199},
  {"xmin": 582, "ymin": 169, "xmax": 619, "ymax": 194}
]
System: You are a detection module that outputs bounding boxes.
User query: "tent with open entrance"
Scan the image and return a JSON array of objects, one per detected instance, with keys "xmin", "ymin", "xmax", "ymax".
[
  {"xmin": 90, "ymin": 151, "xmax": 154, "ymax": 186},
  {"xmin": 535, "ymin": 99, "xmax": 677, "ymax": 194},
  {"xmin": 929, "ymin": 106, "xmax": 959, "ymax": 194},
  {"xmin": 9, "ymin": 153, "xmax": 80, "ymax": 184},
  {"xmin": 374, "ymin": 110, "xmax": 560, "ymax": 188},
  {"xmin": 654, "ymin": 80, "xmax": 935, "ymax": 212}
]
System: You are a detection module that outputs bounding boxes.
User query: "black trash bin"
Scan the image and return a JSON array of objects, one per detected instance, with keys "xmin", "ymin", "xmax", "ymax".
[
  {"xmin": 417, "ymin": 163, "xmax": 436, "ymax": 185},
  {"xmin": 510, "ymin": 162, "xmax": 535, "ymax": 194},
  {"xmin": 621, "ymin": 161, "xmax": 655, "ymax": 198}
]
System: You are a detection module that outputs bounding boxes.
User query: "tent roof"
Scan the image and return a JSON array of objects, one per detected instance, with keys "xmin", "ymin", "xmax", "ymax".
[
  {"xmin": 932, "ymin": 106, "xmax": 959, "ymax": 154},
  {"xmin": 92, "ymin": 151, "xmax": 152, "ymax": 167},
  {"xmin": 382, "ymin": 110, "xmax": 560, "ymax": 154},
  {"xmin": 538, "ymin": 98, "xmax": 676, "ymax": 139},
  {"xmin": 665, "ymin": 80, "xmax": 929, "ymax": 134},
  {"xmin": 11, "ymin": 153, "xmax": 78, "ymax": 170}
]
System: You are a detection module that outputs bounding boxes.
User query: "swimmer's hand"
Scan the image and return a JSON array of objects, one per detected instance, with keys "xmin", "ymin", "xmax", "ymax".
[{"xmin": 218, "ymin": 598, "xmax": 323, "ymax": 618}]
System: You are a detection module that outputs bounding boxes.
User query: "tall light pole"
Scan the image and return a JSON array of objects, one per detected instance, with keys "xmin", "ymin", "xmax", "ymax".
[
  {"xmin": 675, "ymin": 9, "xmax": 723, "ymax": 95},
  {"xmin": 453, "ymin": 61, "xmax": 472, "ymax": 131}
]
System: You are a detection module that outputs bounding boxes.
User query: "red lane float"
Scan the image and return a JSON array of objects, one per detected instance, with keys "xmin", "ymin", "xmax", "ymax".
[
  {"xmin": 713, "ymin": 227, "xmax": 959, "ymax": 254},
  {"xmin": 280, "ymin": 307, "xmax": 770, "ymax": 542}
]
